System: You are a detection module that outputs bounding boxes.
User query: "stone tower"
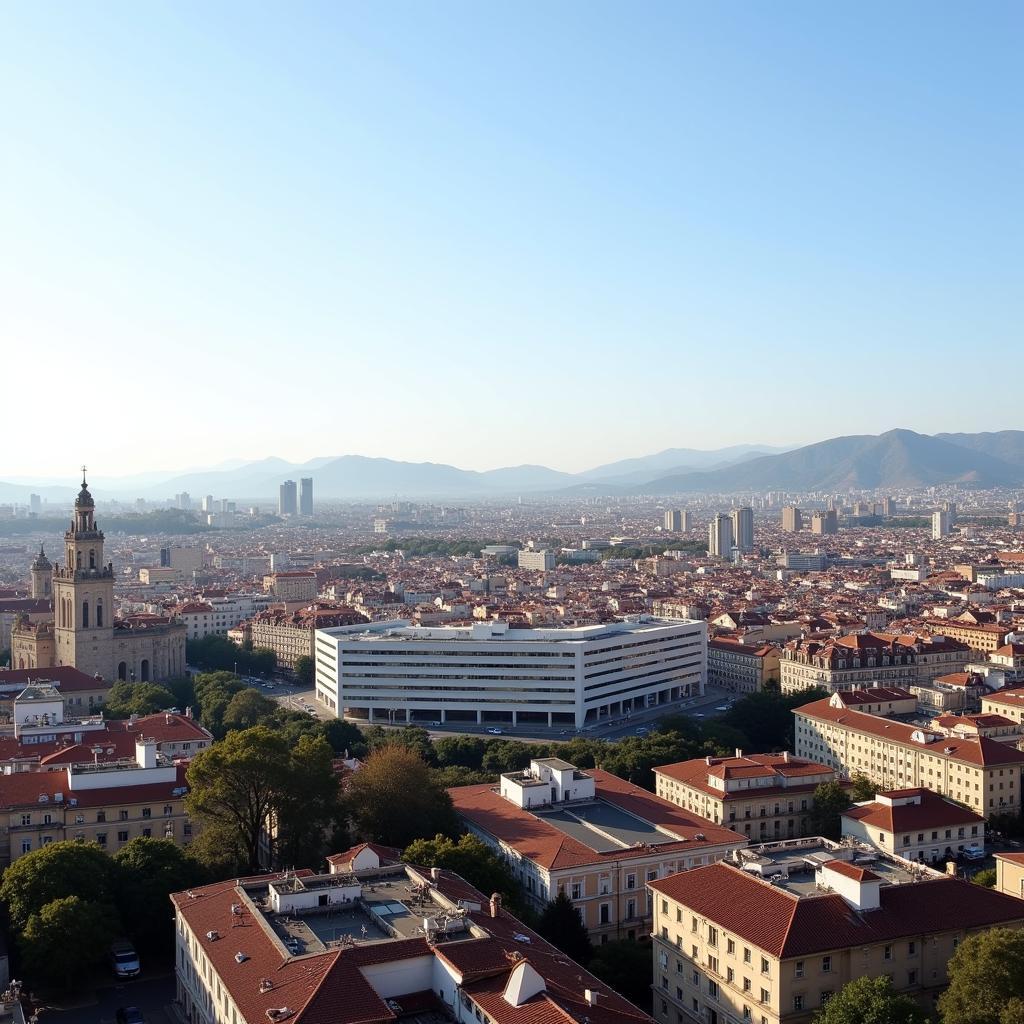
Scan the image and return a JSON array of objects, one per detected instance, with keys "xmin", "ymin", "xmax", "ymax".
[
  {"xmin": 29, "ymin": 544, "xmax": 52, "ymax": 600},
  {"xmin": 53, "ymin": 468, "xmax": 115, "ymax": 677}
]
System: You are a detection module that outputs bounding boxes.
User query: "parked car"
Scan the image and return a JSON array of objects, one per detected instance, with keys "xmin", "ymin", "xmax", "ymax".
[
  {"xmin": 486, "ymin": 727, "xmax": 504, "ymax": 735},
  {"xmin": 963, "ymin": 845, "xmax": 986, "ymax": 861},
  {"xmin": 111, "ymin": 940, "xmax": 141, "ymax": 979},
  {"xmin": 635, "ymin": 726, "xmax": 649, "ymax": 735},
  {"xmin": 116, "ymin": 1009, "xmax": 145, "ymax": 1024}
]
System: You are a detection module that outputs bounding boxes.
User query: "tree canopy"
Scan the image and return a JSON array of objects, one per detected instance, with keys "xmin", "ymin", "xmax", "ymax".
[
  {"xmin": 816, "ymin": 975, "xmax": 928, "ymax": 1024},
  {"xmin": 104, "ymin": 680, "xmax": 176, "ymax": 718},
  {"xmin": 808, "ymin": 780, "xmax": 852, "ymax": 840},
  {"xmin": 536, "ymin": 891, "xmax": 592, "ymax": 966},
  {"xmin": 939, "ymin": 927, "xmax": 1024, "ymax": 1024},
  {"xmin": 403, "ymin": 833, "xmax": 522, "ymax": 912},
  {"xmin": 21, "ymin": 896, "xmax": 120, "ymax": 990},
  {"xmin": 293, "ymin": 655, "xmax": 315, "ymax": 688}
]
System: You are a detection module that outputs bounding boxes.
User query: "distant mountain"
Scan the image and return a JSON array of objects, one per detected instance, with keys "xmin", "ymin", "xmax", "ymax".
[
  {"xmin": 638, "ymin": 429, "xmax": 1024, "ymax": 493},
  {"xmin": 936, "ymin": 431, "xmax": 1024, "ymax": 468},
  {"xmin": 578, "ymin": 444, "xmax": 792, "ymax": 484}
]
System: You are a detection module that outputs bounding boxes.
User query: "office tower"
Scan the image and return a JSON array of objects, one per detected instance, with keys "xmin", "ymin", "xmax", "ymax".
[
  {"xmin": 663, "ymin": 509, "xmax": 682, "ymax": 532},
  {"xmin": 942, "ymin": 500, "xmax": 957, "ymax": 527},
  {"xmin": 176, "ymin": 491, "xmax": 192, "ymax": 510},
  {"xmin": 680, "ymin": 510, "xmax": 692, "ymax": 532},
  {"xmin": 29, "ymin": 493, "xmax": 41, "ymax": 516},
  {"xmin": 202, "ymin": 494, "xmax": 214, "ymax": 513},
  {"xmin": 782, "ymin": 507, "xmax": 802, "ymax": 533},
  {"xmin": 881, "ymin": 496, "xmax": 894, "ymax": 517},
  {"xmin": 730, "ymin": 506, "xmax": 754, "ymax": 552},
  {"xmin": 708, "ymin": 513, "xmax": 733, "ymax": 559},
  {"xmin": 279, "ymin": 480, "xmax": 298, "ymax": 516},
  {"xmin": 299, "ymin": 477, "xmax": 313, "ymax": 517},
  {"xmin": 932, "ymin": 510, "xmax": 950, "ymax": 540},
  {"xmin": 811, "ymin": 510, "xmax": 838, "ymax": 535}
]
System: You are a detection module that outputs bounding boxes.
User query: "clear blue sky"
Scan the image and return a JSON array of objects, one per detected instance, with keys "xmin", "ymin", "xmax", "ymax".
[{"xmin": 1, "ymin": 1, "xmax": 1020, "ymax": 476}]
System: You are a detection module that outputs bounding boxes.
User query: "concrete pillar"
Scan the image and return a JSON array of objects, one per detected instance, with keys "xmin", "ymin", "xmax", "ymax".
[{"xmin": 512, "ymin": 711, "xmax": 518, "ymax": 727}]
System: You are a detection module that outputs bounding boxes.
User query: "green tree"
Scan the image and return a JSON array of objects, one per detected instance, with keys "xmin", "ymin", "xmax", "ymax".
[
  {"xmin": 367, "ymin": 725, "xmax": 437, "ymax": 765},
  {"xmin": 939, "ymin": 928, "xmax": 1024, "ymax": 1024},
  {"xmin": 186, "ymin": 725, "xmax": 338, "ymax": 872},
  {"xmin": 404, "ymin": 833, "xmax": 522, "ymax": 912},
  {"xmin": 434, "ymin": 735, "xmax": 487, "ymax": 770},
  {"xmin": 321, "ymin": 718, "xmax": 368, "ymax": 757},
  {"xmin": 345, "ymin": 745, "xmax": 457, "ymax": 848},
  {"xmin": 20, "ymin": 896, "xmax": 120, "ymax": 990},
  {"xmin": 849, "ymin": 773, "xmax": 876, "ymax": 802},
  {"xmin": 431, "ymin": 765, "xmax": 495, "ymax": 788},
  {"xmin": 275, "ymin": 733, "xmax": 344, "ymax": 868},
  {"xmin": 973, "ymin": 868, "xmax": 997, "ymax": 888},
  {"xmin": 0, "ymin": 840, "xmax": 118, "ymax": 931},
  {"xmin": 722, "ymin": 687, "xmax": 828, "ymax": 751},
  {"xmin": 293, "ymin": 655, "xmax": 315, "ymax": 688},
  {"xmin": 815, "ymin": 975, "xmax": 927, "ymax": 1024},
  {"xmin": 482, "ymin": 740, "xmax": 539, "ymax": 774},
  {"xmin": 588, "ymin": 940, "xmax": 653, "ymax": 1012},
  {"xmin": 536, "ymin": 891, "xmax": 592, "ymax": 965},
  {"xmin": 113, "ymin": 837, "xmax": 206, "ymax": 954},
  {"xmin": 808, "ymin": 780, "xmax": 852, "ymax": 840},
  {"xmin": 222, "ymin": 687, "xmax": 278, "ymax": 731},
  {"xmin": 193, "ymin": 670, "xmax": 247, "ymax": 737},
  {"xmin": 104, "ymin": 680, "xmax": 176, "ymax": 718}
]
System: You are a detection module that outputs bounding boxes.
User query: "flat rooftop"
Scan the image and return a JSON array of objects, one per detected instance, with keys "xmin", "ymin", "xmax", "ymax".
[
  {"xmin": 536, "ymin": 799, "xmax": 681, "ymax": 853},
  {"xmin": 240, "ymin": 867, "xmax": 479, "ymax": 958},
  {"xmin": 735, "ymin": 837, "xmax": 939, "ymax": 898}
]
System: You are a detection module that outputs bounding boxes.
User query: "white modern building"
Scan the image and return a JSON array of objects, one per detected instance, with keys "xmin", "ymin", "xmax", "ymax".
[
  {"xmin": 314, "ymin": 616, "xmax": 706, "ymax": 729},
  {"xmin": 708, "ymin": 513, "xmax": 733, "ymax": 560},
  {"xmin": 517, "ymin": 549, "xmax": 556, "ymax": 571}
]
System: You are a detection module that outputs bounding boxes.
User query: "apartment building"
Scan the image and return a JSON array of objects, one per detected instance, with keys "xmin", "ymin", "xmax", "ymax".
[
  {"xmin": 781, "ymin": 507, "xmax": 802, "ymax": 533},
  {"xmin": 794, "ymin": 695, "xmax": 1024, "ymax": 817},
  {"xmin": 172, "ymin": 848, "xmax": 653, "ymax": 1024},
  {"xmin": 0, "ymin": 735, "xmax": 192, "ymax": 864},
  {"xmin": 244, "ymin": 604, "xmax": 368, "ymax": 672},
  {"xmin": 707, "ymin": 638, "xmax": 781, "ymax": 694},
  {"xmin": 708, "ymin": 515, "xmax": 733, "ymax": 560},
  {"xmin": 923, "ymin": 618, "xmax": 1011, "ymax": 653},
  {"xmin": 315, "ymin": 616, "xmax": 706, "ymax": 729},
  {"xmin": 841, "ymin": 788, "xmax": 985, "ymax": 863},
  {"xmin": 517, "ymin": 549, "xmax": 556, "ymax": 571},
  {"xmin": 995, "ymin": 852, "xmax": 1024, "ymax": 900},
  {"xmin": 654, "ymin": 753, "xmax": 840, "ymax": 841},
  {"xmin": 262, "ymin": 570, "xmax": 317, "ymax": 602},
  {"xmin": 648, "ymin": 838, "xmax": 1024, "ymax": 1024},
  {"xmin": 450, "ymin": 758, "xmax": 746, "ymax": 942},
  {"xmin": 731, "ymin": 507, "xmax": 754, "ymax": 553},
  {"xmin": 170, "ymin": 592, "xmax": 275, "ymax": 640},
  {"xmin": 0, "ymin": 665, "xmax": 110, "ymax": 718},
  {"xmin": 810, "ymin": 510, "xmax": 837, "ymax": 535},
  {"xmin": 779, "ymin": 632, "xmax": 970, "ymax": 695},
  {"xmin": 982, "ymin": 686, "xmax": 1024, "ymax": 725}
]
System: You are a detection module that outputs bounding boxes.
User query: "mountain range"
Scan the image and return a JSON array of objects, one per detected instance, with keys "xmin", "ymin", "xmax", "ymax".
[{"xmin": 2, "ymin": 430, "xmax": 1023, "ymax": 504}]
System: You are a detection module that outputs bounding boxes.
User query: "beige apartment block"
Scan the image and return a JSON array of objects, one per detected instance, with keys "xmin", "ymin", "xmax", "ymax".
[
  {"xmin": 708, "ymin": 638, "xmax": 781, "ymax": 694},
  {"xmin": 655, "ymin": 753, "xmax": 841, "ymax": 842},
  {"xmin": 996, "ymin": 852, "xmax": 1024, "ymax": 900},
  {"xmin": 794, "ymin": 696, "xmax": 1024, "ymax": 818},
  {"xmin": 263, "ymin": 571, "xmax": 318, "ymax": 602},
  {"xmin": 450, "ymin": 758, "xmax": 746, "ymax": 942},
  {"xmin": 648, "ymin": 839, "xmax": 1024, "ymax": 1024}
]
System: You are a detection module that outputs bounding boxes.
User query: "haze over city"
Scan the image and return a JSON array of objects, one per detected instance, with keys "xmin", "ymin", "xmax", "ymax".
[{"xmin": 3, "ymin": 2, "xmax": 1021, "ymax": 476}]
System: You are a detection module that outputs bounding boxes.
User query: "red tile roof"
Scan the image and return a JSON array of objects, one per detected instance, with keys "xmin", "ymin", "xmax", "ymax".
[{"xmin": 843, "ymin": 789, "xmax": 984, "ymax": 832}]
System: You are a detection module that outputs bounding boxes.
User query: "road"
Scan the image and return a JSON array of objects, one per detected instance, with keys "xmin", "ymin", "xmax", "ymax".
[
  {"xmin": 272, "ymin": 683, "xmax": 737, "ymax": 742},
  {"xmin": 42, "ymin": 973, "xmax": 176, "ymax": 1024}
]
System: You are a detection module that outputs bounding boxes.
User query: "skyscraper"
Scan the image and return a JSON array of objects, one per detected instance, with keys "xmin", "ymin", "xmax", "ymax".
[
  {"xmin": 663, "ymin": 509, "xmax": 682, "ymax": 532},
  {"xmin": 782, "ymin": 507, "xmax": 802, "ymax": 533},
  {"xmin": 299, "ymin": 477, "xmax": 313, "ymax": 517},
  {"xmin": 932, "ymin": 510, "xmax": 950, "ymax": 540},
  {"xmin": 708, "ymin": 513, "xmax": 733, "ymax": 560},
  {"xmin": 730, "ymin": 507, "xmax": 754, "ymax": 552},
  {"xmin": 279, "ymin": 480, "xmax": 297, "ymax": 516},
  {"xmin": 680, "ymin": 510, "xmax": 692, "ymax": 532},
  {"xmin": 811, "ymin": 510, "xmax": 838, "ymax": 535}
]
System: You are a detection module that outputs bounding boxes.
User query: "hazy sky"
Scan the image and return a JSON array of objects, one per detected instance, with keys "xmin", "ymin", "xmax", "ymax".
[{"xmin": 2, "ymin": 2, "xmax": 1020, "ymax": 478}]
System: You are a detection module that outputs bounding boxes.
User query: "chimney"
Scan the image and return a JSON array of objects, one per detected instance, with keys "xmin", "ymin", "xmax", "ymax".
[
  {"xmin": 490, "ymin": 892, "xmax": 502, "ymax": 918},
  {"xmin": 185, "ymin": 705, "xmax": 194, "ymax": 719},
  {"xmin": 783, "ymin": 750, "xmax": 790, "ymax": 762},
  {"xmin": 430, "ymin": 866, "xmax": 441, "ymax": 882},
  {"xmin": 585, "ymin": 989, "xmax": 599, "ymax": 1007},
  {"xmin": 735, "ymin": 748, "xmax": 743, "ymax": 759},
  {"xmin": 705, "ymin": 755, "xmax": 713, "ymax": 766}
]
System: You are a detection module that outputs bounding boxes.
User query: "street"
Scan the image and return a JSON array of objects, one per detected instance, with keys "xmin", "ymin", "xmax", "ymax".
[{"xmin": 41, "ymin": 974, "xmax": 176, "ymax": 1024}]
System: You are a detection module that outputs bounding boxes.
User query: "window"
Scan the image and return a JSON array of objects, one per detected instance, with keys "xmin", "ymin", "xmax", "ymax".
[
  {"xmin": 626, "ymin": 873, "xmax": 636, "ymax": 890},
  {"xmin": 661, "ymin": 899, "xmax": 669, "ymax": 915},
  {"xmin": 118, "ymin": 831, "xmax": 129, "ymax": 843},
  {"xmin": 708, "ymin": 980, "xmax": 719, "ymax": 999},
  {"xmin": 795, "ymin": 961, "xmax": 804, "ymax": 978},
  {"xmin": 743, "ymin": 978, "xmax": 751, "ymax": 993},
  {"xmin": 727, "ymin": 968, "xmax": 735, "ymax": 983},
  {"xmin": 96, "ymin": 833, "xmax": 107, "ymax": 847},
  {"xmin": 120, "ymin": 810, "xmax": 129, "ymax": 821},
  {"xmin": 142, "ymin": 828, "xmax": 152, "ymax": 838},
  {"xmin": 727, "ymin": 938, "xmax": 736, "ymax": 955},
  {"xmin": 761, "ymin": 957, "xmax": 770, "ymax": 975},
  {"xmin": 21, "ymin": 841, "xmax": 31, "ymax": 854},
  {"xmin": 744, "ymin": 948, "xmax": 752, "ymax": 964},
  {"xmin": 884, "ymin": 945, "xmax": 892, "ymax": 960},
  {"xmin": 570, "ymin": 882, "xmax": 582, "ymax": 900},
  {"xmin": 908, "ymin": 941, "xmax": 916, "ymax": 956},
  {"xmin": 707, "ymin": 956, "xmax": 719, "ymax": 974},
  {"xmin": 97, "ymin": 810, "xmax": 106, "ymax": 823},
  {"xmin": 908, "ymin": 969, "xmax": 918, "ymax": 985},
  {"xmin": 142, "ymin": 807, "xmax": 152, "ymax": 819},
  {"xmin": 600, "ymin": 903, "xmax": 610, "ymax": 925},
  {"xmin": 708, "ymin": 926, "xmax": 718, "ymax": 947},
  {"xmin": 20, "ymin": 814, "xmax": 30, "ymax": 826},
  {"xmin": 760, "ymin": 988, "xmax": 770, "ymax": 1004},
  {"xmin": 821, "ymin": 956, "xmax": 831, "ymax": 973},
  {"xmin": 692, "ymin": 916, "xmax": 698, "ymax": 934},
  {"xmin": 793, "ymin": 995, "xmax": 804, "ymax": 1011}
]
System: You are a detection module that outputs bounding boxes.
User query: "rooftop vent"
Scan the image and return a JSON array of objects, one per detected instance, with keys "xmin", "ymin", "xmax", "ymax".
[
  {"xmin": 235, "ymin": 952, "xmax": 249, "ymax": 963},
  {"xmin": 260, "ymin": 979, "xmax": 274, "ymax": 993},
  {"xmin": 206, "ymin": 930, "xmax": 219, "ymax": 941}
]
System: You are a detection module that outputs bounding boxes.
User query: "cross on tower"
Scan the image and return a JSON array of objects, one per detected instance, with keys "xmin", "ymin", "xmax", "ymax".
[{"xmin": 81, "ymin": 465, "xmax": 88, "ymax": 486}]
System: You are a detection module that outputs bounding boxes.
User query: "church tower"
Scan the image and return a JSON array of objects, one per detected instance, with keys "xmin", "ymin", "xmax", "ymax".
[
  {"xmin": 53, "ymin": 468, "xmax": 115, "ymax": 677},
  {"xmin": 30, "ymin": 544, "xmax": 52, "ymax": 599}
]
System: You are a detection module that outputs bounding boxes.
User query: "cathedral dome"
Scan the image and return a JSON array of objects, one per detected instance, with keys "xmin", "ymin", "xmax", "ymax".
[{"xmin": 31, "ymin": 544, "xmax": 51, "ymax": 571}]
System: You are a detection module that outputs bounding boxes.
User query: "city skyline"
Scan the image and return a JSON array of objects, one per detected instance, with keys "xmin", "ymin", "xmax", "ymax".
[{"xmin": 3, "ymin": 2, "xmax": 1021, "ymax": 477}]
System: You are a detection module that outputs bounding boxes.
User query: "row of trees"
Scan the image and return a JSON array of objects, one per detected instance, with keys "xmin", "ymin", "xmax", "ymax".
[{"xmin": 186, "ymin": 633, "xmax": 277, "ymax": 676}]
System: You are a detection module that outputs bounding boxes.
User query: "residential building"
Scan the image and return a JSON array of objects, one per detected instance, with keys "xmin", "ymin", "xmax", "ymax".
[
  {"xmin": 793, "ymin": 695, "xmax": 1024, "ymax": 817},
  {"xmin": 170, "ymin": 592, "xmax": 276, "ymax": 640},
  {"xmin": 263, "ymin": 570, "xmax": 318, "ymax": 602},
  {"xmin": 299, "ymin": 477, "xmax": 313, "ymax": 516},
  {"xmin": 664, "ymin": 509, "xmax": 682, "ymax": 532},
  {"xmin": 810, "ymin": 510, "xmax": 837, "ymax": 535},
  {"xmin": 776, "ymin": 551, "xmax": 827, "ymax": 572},
  {"xmin": 708, "ymin": 514, "xmax": 733, "ymax": 560},
  {"xmin": 315, "ymin": 617, "xmax": 706, "ymax": 729},
  {"xmin": 278, "ymin": 479, "xmax": 297, "ymax": 516},
  {"xmin": 451, "ymin": 758, "xmax": 746, "ymax": 941},
  {"xmin": 517, "ymin": 549, "xmax": 556, "ymax": 571},
  {"xmin": 172, "ymin": 847, "xmax": 653, "ymax": 1024},
  {"xmin": 707, "ymin": 638, "xmax": 780, "ymax": 694},
  {"xmin": 654, "ymin": 752, "xmax": 840, "ymax": 840},
  {"xmin": 648, "ymin": 838, "xmax": 1024, "ymax": 1024},
  {"xmin": 932, "ymin": 510, "xmax": 950, "ymax": 539},
  {"xmin": 731, "ymin": 507, "xmax": 754, "ymax": 553},
  {"xmin": 159, "ymin": 547, "xmax": 204, "ymax": 572},
  {"xmin": 981, "ymin": 686, "xmax": 1024, "ymax": 726},
  {"xmin": 842, "ymin": 788, "xmax": 985, "ymax": 863},
  {"xmin": 244, "ymin": 604, "xmax": 367, "ymax": 673},
  {"xmin": 923, "ymin": 618, "xmax": 1011, "ymax": 653},
  {"xmin": 0, "ymin": 665, "xmax": 110, "ymax": 718},
  {"xmin": 782, "ymin": 507, "xmax": 802, "ymax": 533},
  {"xmin": 995, "ymin": 852, "xmax": 1024, "ymax": 900}
]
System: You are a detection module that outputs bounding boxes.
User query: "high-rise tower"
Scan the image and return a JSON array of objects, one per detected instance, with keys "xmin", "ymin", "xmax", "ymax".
[
  {"xmin": 299, "ymin": 477, "xmax": 313, "ymax": 516},
  {"xmin": 52, "ymin": 468, "xmax": 115, "ymax": 677}
]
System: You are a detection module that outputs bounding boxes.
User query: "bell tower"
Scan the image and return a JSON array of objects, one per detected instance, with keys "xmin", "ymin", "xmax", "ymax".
[
  {"xmin": 30, "ymin": 544, "xmax": 52, "ymax": 599},
  {"xmin": 53, "ymin": 468, "xmax": 115, "ymax": 678}
]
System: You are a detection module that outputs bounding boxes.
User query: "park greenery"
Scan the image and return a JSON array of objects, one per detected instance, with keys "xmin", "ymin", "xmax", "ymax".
[
  {"xmin": 815, "ymin": 975, "xmax": 928, "ymax": 1024},
  {"xmin": 186, "ymin": 633, "xmax": 277, "ymax": 676}
]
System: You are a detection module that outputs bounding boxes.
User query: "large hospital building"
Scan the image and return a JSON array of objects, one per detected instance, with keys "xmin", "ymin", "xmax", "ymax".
[{"xmin": 314, "ymin": 616, "xmax": 706, "ymax": 729}]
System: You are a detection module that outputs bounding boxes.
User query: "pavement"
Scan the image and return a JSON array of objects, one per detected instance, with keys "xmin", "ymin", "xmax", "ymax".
[{"xmin": 40, "ymin": 973, "xmax": 176, "ymax": 1024}]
